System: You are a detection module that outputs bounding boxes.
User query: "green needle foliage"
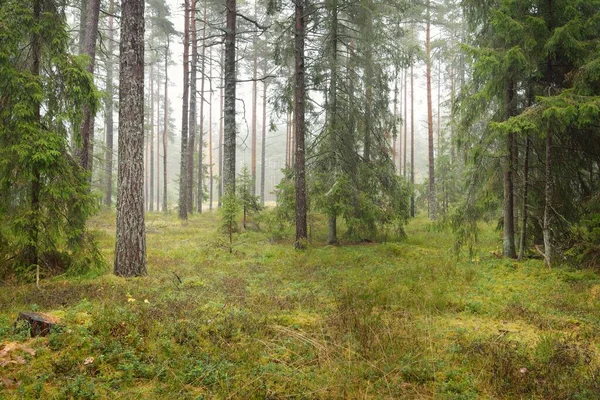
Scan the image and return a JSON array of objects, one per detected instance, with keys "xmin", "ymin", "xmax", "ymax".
[{"xmin": 0, "ymin": 0, "xmax": 102, "ymax": 280}]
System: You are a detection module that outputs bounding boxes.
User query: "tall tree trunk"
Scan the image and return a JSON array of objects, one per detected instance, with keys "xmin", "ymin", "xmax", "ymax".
[
  {"xmin": 363, "ymin": 0, "xmax": 373, "ymax": 163},
  {"xmin": 425, "ymin": 2, "xmax": 436, "ymax": 221},
  {"xmin": 187, "ymin": 0, "xmax": 197, "ymax": 214},
  {"xmin": 149, "ymin": 63, "xmax": 155, "ymax": 212},
  {"xmin": 410, "ymin": 61, "xmax": 415, "ymax": 217},
  {"xmin": 178, "ymin": 0, "xmax": 190, "ymax": 220},
  {"xmin": 223, "ymin": 0, "xmax": 237, "ymax": 195},
  {"xmin": 197, "ymin": 2, "xmax": 207, "ymax": 213},
  {"xmin": 251, "ymin": 1, "xmax": 258, "ymax": 195},
  {"xmin": 519, "ymin": 136, "xmax": 530, "ymax": 260},
  {"xmin": 502, "ymin": 79, "xmax": 517, "ymax": 258},
  {"xmin": 156, "ymin": 64, "xmax": 161, "ymax": 211},
  {"xmin": 79, "ymin": 0, "xmax": 101, "ymax": 173},
  {"xmin": 209, "ymin": 46, "xmax": 214, "ymax": 210},
  {"xmin": 218, "ymin": 45, "xmax": 224, "ymax": 207},
  {"xmin": 437, "ymin": 56, "xmax": 441, "ymax": 156},
  {"xmin": 260, "ymin": 58, "xmax": 268, "ymax": 207},
  {"xmin": 543, "ymin": 130, "xmax": 553, "ymax": 266},
  {"xmin": 327, "ymin": 0, "xmax": 338, "ymax": 245},
  {"xmin": 115, "ymin": 0, "xmax": 147, "ymax": 277},
  {"xmin": 404, "ymin": 67, "xmax": 408, "ymax": 179},
  {"xmin": 78, "ymin": 0, "xmax": 87, "ymax": 54},
  {"xmin": 294, "ymin": 0, "xmax": 308, "ymax": 248},
  {"xmin": 393, "ymin": 72, "xmax": 398, "ymax": 172},
  {"xmin": 145, "ymin": 126, "xmax": 149, "ymax": 210},
  {"xmin": 104, "ymin": 0, "xmax": 115, "ymax": 207},
  {"xmin": 28, "ymin": 0, "xmax": 42, "ymax": 268},
  {"xmin": 163, "ymin": 37, "xmax": 170, "ymax": 212}
]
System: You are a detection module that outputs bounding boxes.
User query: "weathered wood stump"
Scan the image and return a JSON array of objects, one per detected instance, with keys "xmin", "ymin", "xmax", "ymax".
[{"xmin": 16, "ymin": 312, "xmax": 60, "ymax": 337}]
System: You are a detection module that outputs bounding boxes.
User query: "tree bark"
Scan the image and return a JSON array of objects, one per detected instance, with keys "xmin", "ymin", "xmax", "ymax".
[
  {"xmin": 79, "ymin": 0, "xmax": 101, "ymax": 173},
  {"xmin": 251, "ymin": 1, "xmax": 258, "ymax": 195},
  {"xmin": 426, "ymin": 1, "xmax": 436, "ymax": 221},
  {"xmin": 294, "ymin": 0, "xmax": 308, "ymax": 248},
  {"xmin": 403, "ymin": 67, "xmax": 407, "ymax": 178},
  {"xmin": 163, "ymin": 37, "xmax": 169, "ymax": 213},
  {"xmin": 209, "ymin": 46, "xmax": 214, "ymax": 210},
  {"xmin": 260, "ymin": 59, "xmax": 268, "ymax": 207},
  {"xmin": 187, "ymin": 0, "xmax": 197, "ymax": 214},
  {"xmin": 156, "ymin": 62, "xmax": 161, "ymax": 211},
  {"xmin": 104, "ymin": 0, "xmax": 115, "ymax": 207},
  {"xmin": 502, "ymin": 79, "xmax": 517, "ymax": 259},
  {"xmin": 410, "ymin": 61, "xmax": 415, "ymax": 217},
  {"xmin": 179, "ymin": 0, "xmax": 190, "ymax": 220},
  {"xmin": 543, "ymin": 130, "xmax": 553, "ymax": 267},
  {"xmin": 519, "ymin": 136, "xmax": 530, "ymax": 260},
  {"xmin": 327, "ymin": 0, "xmax": 338, "ymax": 245},
  {"xmin": 149, "ymin": 63, "xmax": 155, "ymax": 212},
  {"xmin": 223, "ymin": 0, "xmax": 237, "ymax": 195},
  {"xmin": 197, "ymin": 2, "xmax": 207, "ymax": 213},
  {"xmin": 115, "ymin": 0, "xmax": 147, "ymax": 277},
  {"xmin": 218, "ymin": 45, "xmax": 224, "ymax": 207}
]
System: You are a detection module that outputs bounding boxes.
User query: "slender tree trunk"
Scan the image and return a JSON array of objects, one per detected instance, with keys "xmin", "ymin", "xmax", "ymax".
[
  {"xmin": 178, "ymin": 0, "xmax": 190, "ymax": 220},
  {"xmin": 260, "ymin": 58, "xmax": 268, "ymax": 207},
  {"xmin": 104, "ymin": 0, "xmax": 115, "ymax": 207},
  {"xmin": 115, "ymin": 0, "xmax": 146, "ymax": 277},
  {"xmin": 78, "ymin": 0, "xmax": 87, "ymax": 54},
  {"xmin": 209, "ymin": 46, "xmax": 214, "ymax": 210},
  {"xmin": 543, "ymin": 130, "xmax": 553, "ymax": 267},
  {"xmin": 410, "ymin": 61, "xmax": 415, "ymax": 217},
  {"xmin": 163, "ymin": 37, "xmax": 169, "ymax": 212},
  {"xmin": 327, "ymin": 0, "xmax": 338, "ymax": 245},
  {"xmin": 149, "ymin": 63, "xmax": 155, "ymax": 212},
  {"xmin": 145, "ymin": 126, "xmax": 149, "ymax": 210},
  {"xmin": 187, "ymin": 0, "xmax": 197, "ymax": 214},
  {"xmin": 437, "ymin": 56, "xmax": 441, "ymax": 156},
  {"xmin": 519, "ymin": 136, "xmax": 530, "ymax": 260},
  {"xmin": 502, "ymin": 79, "xmax": 517, "ymax": 258},
  {"xmin": 251, "ymin": 1, "xmax": 258, "ymax": 195},
  {"xmin": 28, "ymin": 0, "xmax": 42, "ymax": 268},
  {"xmin": 223, "ymin": 0, "xmax": 237, "ymax": 195},
  {"xmin": 393, "ymin": 73, "xmax": 398, "ymax": 172},
  {"xmin": 156, "ymin": 64, "xmax": 161, "ymax": 211},
  {"xmin": 363, "ymin": 0, "xmax": 373, "ymax": 163},
  {"xmin": 425, "ymin": 2, "xmax": 436, "ymax": 221},
  {"xmin": 294, "ymin": 0, "xmax": 308, "ymax": 248},
  {"xmin": 403, "ymin": 67, "xmax": 407, "ymax": 178},
  {"xmin": 218, "ymin": 45, "xmax": 224, "ymax": 207},
  {"xmin": 197, "ymin": 2, "xmax": 207, "ymax": 213},
  {"xmin": 79, "ymin": 0, "xmax": 101, "ymax": 173}
]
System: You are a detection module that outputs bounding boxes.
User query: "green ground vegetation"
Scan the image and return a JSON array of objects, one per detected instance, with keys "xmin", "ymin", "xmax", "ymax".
[{"xmin": 1, "ymin": 211, "xmax": 600, "ymax": 399}]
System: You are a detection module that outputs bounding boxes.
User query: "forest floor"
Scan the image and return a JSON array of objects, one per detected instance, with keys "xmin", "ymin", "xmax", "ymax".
[{"xmin": 1, "ymin": 211, "xmax": 600, "ymax": 399}]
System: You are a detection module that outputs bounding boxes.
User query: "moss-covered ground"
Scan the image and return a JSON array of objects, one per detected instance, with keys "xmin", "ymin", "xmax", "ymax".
[{"xmin": 1, "ymin": 211, "xmax": 600, "ymax": 399}]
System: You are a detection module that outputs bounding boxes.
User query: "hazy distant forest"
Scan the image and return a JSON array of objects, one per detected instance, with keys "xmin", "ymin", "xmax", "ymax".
[{"xmin": 1, "ymin": 0, "xmax": 600, "ymax": 398}]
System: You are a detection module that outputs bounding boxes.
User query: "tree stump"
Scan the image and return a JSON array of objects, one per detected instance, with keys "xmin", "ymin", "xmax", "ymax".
[{"xmin": 16, "ymin": 312, "xmax": 60, "ymax": 337}]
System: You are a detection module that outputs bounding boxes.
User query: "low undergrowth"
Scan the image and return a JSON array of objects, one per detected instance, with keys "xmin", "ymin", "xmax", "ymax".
[{"xmin": 1, "ymin": 212, "xmax": 599, "ymax": 398}]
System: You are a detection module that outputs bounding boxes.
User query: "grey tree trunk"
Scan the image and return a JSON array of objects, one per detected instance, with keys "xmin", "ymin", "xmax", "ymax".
[
  {"xmin": 410, "ymin": 61, "xmax": 415, "ymax": 218},
  {"xmin": 187, "ymin": 0, "xmax": 197, "ymax": 214},
  {"xmin": 425, "ymin": 2, "xmax": 436, "ymax": 221},
  {"xmin": 78, "ymin": 0, "xmax": 87, "ymax": 55},
  {"xmin": 518, "ymin": 136, "xmax": 530, "ymax": 260},
  {"xmin": 502, "ymin": 80, "xmax": 517, "ymax": 259},
  {"xmin": 163, "ymin": 37, "xmax": 170, "ymax": 212},
  {"xmin": 543, "ymin": 130, "xmax": 553, "ymax": 267},
  {"xmin": 104, "ymin": 0, "xmax": 115, "ymax": 207},
  {"xmin": 209, "ymin": 46, "xmax": 214, "ymax": 210},
  {"xmin": 178, "ymin": 0, "xmax": 190, "ymax": 220},
  {"xmin": 156, "ymin": 63, "xmax": 161, "ymax": 211},
  {"xmin": 223, "ymin": 0, "xmax": 237, "ymax": 195},
  {"xmin": 218, "ymin": 45, "xmax": 224, "ymax": 207},
  {"xmin": 115, "ymin": 0, "xmax": 147, "ymax": 277},
  {"xmin": 197, "ymin": 2, "xmax": 207, "ymax": 213},
  {"xmin": 403, "ymin": 67, "xmax": 407, "ymax": 178},
  {"xmin": 251, "ymin": 1, "xmax": 258, "ymax": 196},
  {"xmin": 149, "ymin": 63, "xmax": 155, "ymax": 212},
  {"xmin": 79, "ymin": 0, "xmax": 101, "ymax": 173},
  {"xmin": 327, "ymin": 0, "xmax": 338, "ymax": 245},
  {"xmin": 260, "ymin": 66, "xmax": 267, "ymax": 207},
  {"xmin": 363, "ymin": 0, "xmax": 373, "ymax": 163},
  {"xmin": 294, "ymin": 0, "xmax": 308, "ymax": 249}
]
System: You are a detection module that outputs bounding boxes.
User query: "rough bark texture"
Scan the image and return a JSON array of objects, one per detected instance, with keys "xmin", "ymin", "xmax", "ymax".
[
  {"xmin": 104, "ymin": 0, "xmax": 115, "ymax": 207},
  {"xmin": 502, "ymin": 80, "xmax": 517, "ymax": 259},
  {"xmin": 543, "ymin": 130, "xmax": 553, "ymax": 267},
  {"xmin": 327, "ymin": 0, "xmax": 338, "ymax": 245},
  {"xmin": 197, "ymin": 2, "xmax": 207, "ymax": 213},
  {"xmin": 79, "ymin": 0, "xmax": 101, "ymax": 173},
  {"xmin": 187, "ymin": 0, "xmax": 197, "ymax": 214},
  {"xmin": 425, "ymin": 3, "xmax": 436, "ymax": 221},
  {"xmin": 223, "ymin": 0, "xmax": 237, "ymax": 195},
  {"xmin": 17, "ymin": 312, "xmax": 60, "ymax": 337},
  {"xmin": 410, "ymin": 61, "xmax": 415, "ymax": 218},
  {"xmin": 294, "ymin": 0, "xmax": 308, "ymax": 248},
  {"xmin": 260, "ymin": 59, "xmax": 268, "ymax": 207},
  {"xmin": 149, "ymin": 63, "xmax": 155, "ymax": 212},
  {"xmin": 218, "ymin": 45, "xmax": 224, "ymax": 207},
  {"xmin": 114, "ymin": 0, "xmax": 147, "ymax": 277},
  {"xmin": 178, "ymin": 0, "xmax": 190, "ymax": 220},
  {"xmin": 519, "ymin": 136, "xmax": 530, "ymax": 260},
  {"xmin": 163, "ymin": 38, "xmax": 169, "ymax": 212}
]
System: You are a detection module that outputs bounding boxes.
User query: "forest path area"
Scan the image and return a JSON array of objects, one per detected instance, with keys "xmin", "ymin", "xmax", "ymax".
[{"xmin": 1, "ymin": 212, "xmax": 600, "ymax": 398}]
